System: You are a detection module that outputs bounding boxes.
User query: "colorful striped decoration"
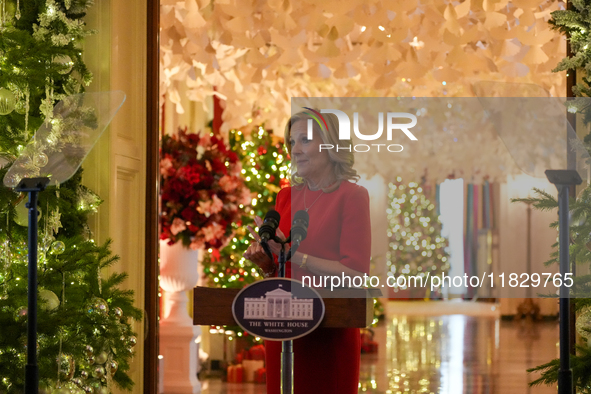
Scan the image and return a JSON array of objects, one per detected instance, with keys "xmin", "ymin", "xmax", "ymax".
[{"xmin": 462, "ymin": 182, "xmax": 495, "ymax": 298}]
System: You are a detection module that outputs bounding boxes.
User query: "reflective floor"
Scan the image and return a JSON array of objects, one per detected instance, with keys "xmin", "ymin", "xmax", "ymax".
[{"xmin": 200, "ymin": 301, "xmax": 559, "ymax": 394}]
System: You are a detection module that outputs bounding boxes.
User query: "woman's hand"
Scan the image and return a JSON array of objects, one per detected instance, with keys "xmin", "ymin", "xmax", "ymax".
[
  {"xmin": 243, "ymin": 216, "xmax": 285, "ymax": 275},
  {"xmin": 243, "ymin": 239, "xmax": 274, "ymax": 271}
]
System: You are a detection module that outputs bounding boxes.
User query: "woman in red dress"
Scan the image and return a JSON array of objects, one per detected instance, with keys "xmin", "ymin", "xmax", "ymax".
[{"xmin": 243, "ymin": 109, "xmax": 371, "ymax": 394}]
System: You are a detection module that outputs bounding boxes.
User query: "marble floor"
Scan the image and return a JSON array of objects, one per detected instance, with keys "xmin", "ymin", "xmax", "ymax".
[{"xmin": 199, "ymin": 301, "xmax": 559, "ymax": 394}]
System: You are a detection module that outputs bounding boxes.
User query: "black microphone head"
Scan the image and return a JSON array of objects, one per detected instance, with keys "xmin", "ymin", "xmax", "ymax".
[
  {"xmin": 291, "ymin": 210, "xmax": 309, "ymax": 242},
  {"xmin": 264, "ymin": 209, "xmax": 281, "ymax": 223},
  {"xmin": 293, "ymin": 210, "xmax": 309, "ymax": 226},
  {"xmin": 259, "ymin": 209, "xmax": 281, "ymax": 241}
]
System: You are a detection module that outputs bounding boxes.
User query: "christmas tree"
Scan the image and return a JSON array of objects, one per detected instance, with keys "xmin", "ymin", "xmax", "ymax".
[
  {"xmin": 525, "ymin": 3, "xmax": 591, "ymax": 391},
  {"xmin": 386, "ymin": 178, "xmax": 450, "ymax": 297},
  {"xmin": 201, "ymin": 126, "xmax": 290, "ymax": 289},
  {"xmin": 198, "ymin": 126, "xmax": 289, "ymax": 347},
  {"xmin": 0, "ymin": 1, "xmax": 140, "ymax": 393}
]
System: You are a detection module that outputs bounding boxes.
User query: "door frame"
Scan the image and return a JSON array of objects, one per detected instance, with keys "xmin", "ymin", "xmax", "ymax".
[{"xmin": 145, "ymin": 0, "xmax": 160, "ymax": 392}]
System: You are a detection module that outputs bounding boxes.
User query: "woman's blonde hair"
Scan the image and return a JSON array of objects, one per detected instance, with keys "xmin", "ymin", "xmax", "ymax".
[{"xmin": 284, "ymin": 109, "xmax": 359, "ymax": 188}]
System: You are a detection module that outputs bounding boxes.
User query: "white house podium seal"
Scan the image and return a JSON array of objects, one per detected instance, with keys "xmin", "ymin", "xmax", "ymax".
[{"xmin": 231, "ymin": 278, "xmax": 325, "ymax": 341}]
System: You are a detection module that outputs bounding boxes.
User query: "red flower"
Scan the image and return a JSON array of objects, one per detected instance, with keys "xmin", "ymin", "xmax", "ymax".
[
  {"xmin": 181, "ymin": 207, "xmax": 198, "ymax": 222},
  {"xmin": 211, "ymin": 158, "xmax": 227, "ymax": 173},
  {"xmin": 180, "ymin": 166, "xmax": 201, "ymax": 184},
  {"xmin": 160, "ymin": 127, "xmax": 251, "ymax": 250}
]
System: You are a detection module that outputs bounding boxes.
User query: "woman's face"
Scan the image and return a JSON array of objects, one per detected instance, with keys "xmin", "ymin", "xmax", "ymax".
[{"xmin": 289, "ymin": 120, "xmax": 333, "ymax": 185}]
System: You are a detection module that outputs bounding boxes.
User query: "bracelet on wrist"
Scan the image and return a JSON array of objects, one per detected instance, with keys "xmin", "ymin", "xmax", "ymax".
[{"xmin": 300, "ymin": 254, "xmax": 309, "ymax": 270}]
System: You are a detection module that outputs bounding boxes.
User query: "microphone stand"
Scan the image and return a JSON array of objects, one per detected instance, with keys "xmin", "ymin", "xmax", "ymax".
[
  {"xmin": 260, "ymin": 237, "xmax": 300, "ymax": 394},
  {"xmin": 279, "ymin": 240, "xmax": 301, "ymax": 394},
  {"xmin": 277, "ymin": 243, "xmax": 292, "ymax": 394}
]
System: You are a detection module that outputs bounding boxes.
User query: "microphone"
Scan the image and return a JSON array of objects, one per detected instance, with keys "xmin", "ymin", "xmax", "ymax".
[
  {"xmin": 259, "ymin": 209, "xmax": 281, "ymax": 243},
  {"xmin": 290, "ymin": 210, "xmax": 309, "ymax": 247}
]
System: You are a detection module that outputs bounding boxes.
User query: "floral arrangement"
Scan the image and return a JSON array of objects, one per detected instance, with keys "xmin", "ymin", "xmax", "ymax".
[{"xmin": 160, "ymin": 127, "xmax": 251, "ymax": 250}]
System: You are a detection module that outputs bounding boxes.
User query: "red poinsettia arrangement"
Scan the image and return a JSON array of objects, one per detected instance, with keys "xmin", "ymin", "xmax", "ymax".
[{"xmin": 160, "ymin": 127, "xmax": 251, "ymax": 250}]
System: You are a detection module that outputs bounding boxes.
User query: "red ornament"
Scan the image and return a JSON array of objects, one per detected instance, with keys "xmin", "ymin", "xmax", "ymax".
[
  {"xmin": 211, "ymin": 249, "xmax": 221, "ymax": 262},
  {"xmin": 249, "ymin": 344, "xmax": 266, "ymax": 360},
  {"xmin": 255, "ymin": 368, "xmax": 266, "ymax": 384}
]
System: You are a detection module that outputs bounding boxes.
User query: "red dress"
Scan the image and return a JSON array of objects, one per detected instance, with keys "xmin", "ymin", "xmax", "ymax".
[{"xmin": 265, "ymin": 181, "xmax": 371, "ymax": 394}]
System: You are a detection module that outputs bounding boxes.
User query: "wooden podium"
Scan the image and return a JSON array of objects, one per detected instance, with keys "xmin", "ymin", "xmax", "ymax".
[{"xmin": 193, "ymin": 286, "xmax": 379, "ymax": 328}]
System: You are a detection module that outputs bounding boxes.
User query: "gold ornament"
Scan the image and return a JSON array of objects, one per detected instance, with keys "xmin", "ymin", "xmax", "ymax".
[
  {"xmin": 92, "ymin": 366, "xmax": 105, "ymax": 379},
  {"xmin": 109, "ymin": 361, "xmax": 118, "ymax": 376},
  {"xmin": 113, "ymin": 307, "xmax": 123, "ymax": 319},
  {"xmin": 39, "ymin": 289, "xmax": 60, "ymax": 311},
  {"xmin": 87, "ymin": 298, "xmax": 109, "ymax": 315},
  {"xmin": 50, "ymin": 241, "xmax": 66, "ymax": 255},
  {"xmin": 95, "ymin": 351, "xmax": 108, "ymax": 365},
  {"xmin": 84, "ymin": 345, "xmax": 94, "ymax": 357},
  {"xmin": 0, "ymin": 88, "xmax": 16, "ymax": 115},
  {"xmin": 53, "ymin": 55, "xmax": 74, "ymax": 75}
]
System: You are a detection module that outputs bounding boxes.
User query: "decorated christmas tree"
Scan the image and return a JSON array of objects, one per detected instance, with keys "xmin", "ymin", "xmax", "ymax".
[
  {"xmin": 525, "ymin": 3, "xmax": 591, "ymax": 391},
  {"xmin": 195, "ymin": 126, "xmax": 288, "ymax": 348},
  {"xmin": 386, "ymin": 178, "xmax": 450, "ymax": 297},
  {"xmin": 200, "ymin": 125, "xmax": 290, "ymax": 289},
  {"xmin": 0, "ymin": 1, "xmax": 140, "ymax": 393}
]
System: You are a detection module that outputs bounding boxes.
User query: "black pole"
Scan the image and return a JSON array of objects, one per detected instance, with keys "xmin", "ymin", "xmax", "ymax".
[
  {"xmin": 260, "ymin": 233, "xmax": 302, "ymax": 394},
  {"xmin": 557, "ymin": 184, "xmax": 572, "ymax": 394},
  {"xmin": 278, "ymin": 245, "xmax": 293, "ymax": 394},
  {"xmin": 545, "ymin": 170, "xmax": 581, "ymax": 394},
  {"xmin": 566, "ymin": 0, "xmax": 578, "ymax": 364},
  {"xmin": 16, "ymin": 177, "xmax": 50, "ymax": 394},
  {"xmin": 25, "ymin": 189, "xmax": 39, "ymax": 394},
  {"xmin": 278, "ymin": 246, "xmax": 286, "ymax": 279},
  {"xmin": 280, "ymin": 337, "xmax": 293, "ymax": 394}
]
